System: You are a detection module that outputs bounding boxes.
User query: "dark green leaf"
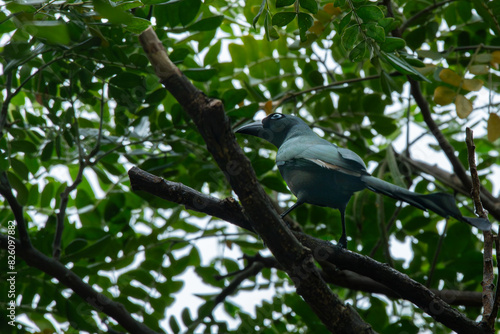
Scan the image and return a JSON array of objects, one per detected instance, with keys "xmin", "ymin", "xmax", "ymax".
[
  {"xmin": 349, "ymin": 40, "xmax": 368, "ymax": 62},
  {"xmin": 11, "ymin": 140, "xmax": 38, "ymax": 154},
  {"xmin": 40, "ymin": 182, "xmax": 54, "ymax": 208},
  {"xmin": 222, "ymin": 89, "xmax": 248, "ymax": 109},
  {"xmin": 188, "ymin": 15, "xmax": 224, "ymax": 31},
  {"xmin": 23, "ymin": 21, "xmax": 70, "ymax": 45},
  {"xmin": 180, "ymin": 0, "xmax": 201, "ymax": 26},
  {"xmin": 356, "ymin": 5, "xmax": 384, "ymax": 21},
  {"xmin": 276, "ymin": 0, "xmax": 295, "ymax": 8},
  {"xmin": 7, "ymin": 172, "xmax": 29, "ymax": 206},
  {"xmin": 380, "ymin": 37, "xmax": 406, "ymax": 52},
  {"xmin": 339, "ymin": 11, "xmax": 352, "ymax": 33},
  {"xmin": 272, "ymin": 12, "xmax": 296, "ymax": 27},
  {"xmin": 253, "ymin": 0, "xmax": 267, "ymax": 28},
  {"xmin": 92, "ymin": 0, "xmax": 133, "ymax": 25},
  {"xmin": 298, "ymin": 13, "xmax": 314, "ymax": 42},
  {"xmin": 183, "ymin": 68, "xmax": 217, "ymax": 81},
  {"xmin": 109, "ymin": 72, "xmax": 144, "ymax": 89},
  {"xmin": 381, "ymin": 51, "xmax": 431, "ymax": 82},
  {"xmin": 341, "ymin": 24, "xmax": 359, "ymax": 50},
  {"xmin": 299, "ymin": 0, "xmax": 318, "ymax": 14},
  {"xmin": 364, "ymin": 22, "xmax": 385, "ymax": 43},
  {"xmin": 264, "ymin": 11, "xmax": 280, "ymax": 41},
  {"xmin": 169, "ymin": 316, "xmax": 181, "ymax": 333}
]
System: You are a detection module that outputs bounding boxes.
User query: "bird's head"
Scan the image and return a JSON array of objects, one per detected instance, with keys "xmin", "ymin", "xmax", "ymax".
[{"xmin": 235, "ymin": 113, "xmax": 307, "ymax": 147}]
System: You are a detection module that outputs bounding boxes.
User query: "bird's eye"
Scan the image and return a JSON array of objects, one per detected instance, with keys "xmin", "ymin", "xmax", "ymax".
[{"xmin": 270, "ymin": 113, "xmax": 284, "ymax": 120}]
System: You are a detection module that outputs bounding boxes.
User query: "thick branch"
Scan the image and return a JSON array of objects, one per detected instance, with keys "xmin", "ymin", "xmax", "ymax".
[
  {"xmin": 138, "ymin": 27, "xmax": 374, "ymax": 334},
  {"xmin": 129, "ymin": 167, "xmax": 486, "ymax": 312},
  {"xmin": 128, "ymin": 166, "xmax": 254, "ymax": 232},
  {"xmin": 0, "ymin": 235, "xmax": 159, "ymax": 334},
  {"xmin": 296, "ymin": 236, "xmax": 490, "ymax": 334}
]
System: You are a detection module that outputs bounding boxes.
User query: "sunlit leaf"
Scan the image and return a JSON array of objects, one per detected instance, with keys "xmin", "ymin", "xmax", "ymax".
[
  {"xmin": 433, "ymin": 86, "xmax": 456, "ymax": 106},
  {"xmin": 454, "ymin": 94, "xmax": 472, "ymax": 119},
  {"xmin": 462, "ymin": 78, "xmax": 483, "ymax": 91},
  {"xmin": 487, "ymin": 113, "xmax": 500, "ymax": 142},
  {"xmin": 439, "ymin": 68, "xmax": 462, "ymax": 87}
]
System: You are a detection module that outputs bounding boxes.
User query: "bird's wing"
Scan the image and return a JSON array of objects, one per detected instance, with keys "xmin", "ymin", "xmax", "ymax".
[{"xmin": 278, "ymin": 138, "xmax": 368, "ymax": 175}]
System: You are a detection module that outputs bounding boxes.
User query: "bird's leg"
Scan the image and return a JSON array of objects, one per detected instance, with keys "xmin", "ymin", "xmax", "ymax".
[
  {"xmin": 280, "ymin": 201, "xmax": 303, "ymax": 218},
  {"xmin": 337, "ymin": 209, "xmax": 348, "ymax": 249},
  {"xmin": 279, "ymin": 201, "xmax": 303, "ymax": 228}
]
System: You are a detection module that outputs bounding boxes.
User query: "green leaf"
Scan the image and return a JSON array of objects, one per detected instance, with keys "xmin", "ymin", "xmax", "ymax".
[
  {"xmin": 179, "ymin": 0, "xmax": 201, "ymax": 26},
  {"xmin": 298, "ymin": 13, "xmax": 314, "ymax": 42},
  {"xmin": 260, "ymin": 175, "xmax": 288, "ymax": 193},
  {"xmin": 253, "ymin": 0, "xmax": 267, "ymax": 28},
  {"xmin": 364, "ymin": 22, "xmax": 385, "ymax": 43},
  {"xmin": 385, "ymin": 146, "xmax": 406, "ymax": 188},
  {"xmin": 7, "ymin": 172, "xmax": 29, "ymax": 206},
  {"xmin": 381, "ymin": 51, "xmax": 431, "ymax": 82},
  {"xmin": 349, "ymin": 40, "xmax": 368, "ymax": 62},
  {"xmin": 272, "ymin": 12, "xmax": 296, "ymax": 27},
  {"xmin": 93, "ymin": 0, "xmax": 133, "ymax": 25},
  {"xmin": 264, "ymin": 11, "xmax": 280, "ymax": 41},
  {"xmin": 40, "ymin": 182, "xmax": 54, "ymax": 208},
  {"xmin": 276, "ymin": 0, "xmax": 295, "ymax": 8},
  {"xmin": 11, "ymin": 140, "xmax": 38, "ymax": 154},
  {"xmin": 65, "ymin": 238, "xmax": 89, "ymax": 255},
  {"xmin": 183, "ymin": 68, "xmax": 217, "ymax": 81},
  {"xmin": 380, "ymin": 37, "xmax": 406, "ymax": 52},
  {"xmin": 188, "ymin": 15, "xmax": 224, "ymax": 31},
  {"xmin": 405, "ymin": 27, "xmax": 426, "ymax": 50},
  {"xmin": 109, "ymin": 72, "xmax": 144, "ymax": 89},
  {"xmin": 341, "ymin": 24, "xmax": 359, "ymax": 50},
  {"xmin": 204, "ymin": 40, "xmax": 221, "ymax": 65},
  {"xmin": 299, "ymin": 0, "xmax": 318, "ymax": 14},
  {"xmin": 169, "ymin": 316, "xmax": 181, "ymax": 333},
  {"xmin": 356, "ymin": 5, "xmax": 384, "ymax": 21},
  {"xmin": 222, "ymin": 89, "xmax": 248, "ymax": 109},
  {"xmin": 339, "ymin": 11, "xmax": 352, "ymax": 33},
  {"xmin": 124, "ymin": 17, "xmax": 151, "ymax": 34},
  {"xmin": 23, "ymin": 21, "xmax": 70, "ymax": 45}
]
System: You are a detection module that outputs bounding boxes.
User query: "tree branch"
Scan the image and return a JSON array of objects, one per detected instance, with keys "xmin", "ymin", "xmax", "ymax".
[
  {"xmin": 128, "ymin": 166, "xmax": 254, "ymax": 233},
  {"xmin": 128, "ymin": 167, "xmax": 488, "ymax": 324},
  {"xmin": 0, "ymin": 172, "xmax": 32, "ymax": 248},
  {"xmin": 0, "ymin": 234, "xmax": 159, "ymax": 334},
  {"xmin": 399, "ymin": 0, "xmax": 456, "ymax": 33},
  {"xmin": 138, "ymin": 26, "xmax": 375, "ymax": 334},
  {"xmin": 466, "ymin": 128, "xmax": 495, "ymax": 329}
]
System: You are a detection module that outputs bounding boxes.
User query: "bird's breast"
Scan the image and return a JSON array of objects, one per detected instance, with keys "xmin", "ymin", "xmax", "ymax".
[{"xmin": 277, "ymin": 159, "xmax": 366, "ymax": 210}]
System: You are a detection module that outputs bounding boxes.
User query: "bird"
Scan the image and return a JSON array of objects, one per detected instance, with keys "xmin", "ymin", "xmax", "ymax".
[{"xmin": 235, "ymin": 113, "xmax": 491, "ymax": 248}]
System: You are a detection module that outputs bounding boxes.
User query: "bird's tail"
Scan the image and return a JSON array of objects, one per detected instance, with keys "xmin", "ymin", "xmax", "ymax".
[{"xmin": 361, "ymin": 175, "xmax": 491, "ymax": 231}]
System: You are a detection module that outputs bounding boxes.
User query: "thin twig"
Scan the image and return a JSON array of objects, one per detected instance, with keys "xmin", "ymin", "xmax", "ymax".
[
  {"xmin": 400, "ymin": 0, "xmax": 456, "ymax": 33},
  {"xmin": 487, "ymin": 236, "xmax": 500, "ymax": 327},
  {"xmin": 466, "ymin": 128, "xmax": 494, "ymax": 328}
]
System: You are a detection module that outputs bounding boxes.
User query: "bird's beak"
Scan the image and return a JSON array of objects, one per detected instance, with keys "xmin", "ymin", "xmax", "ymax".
[{"xmin": 235, "ymin": 121, "xmax": 264, "ymax": 137}]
